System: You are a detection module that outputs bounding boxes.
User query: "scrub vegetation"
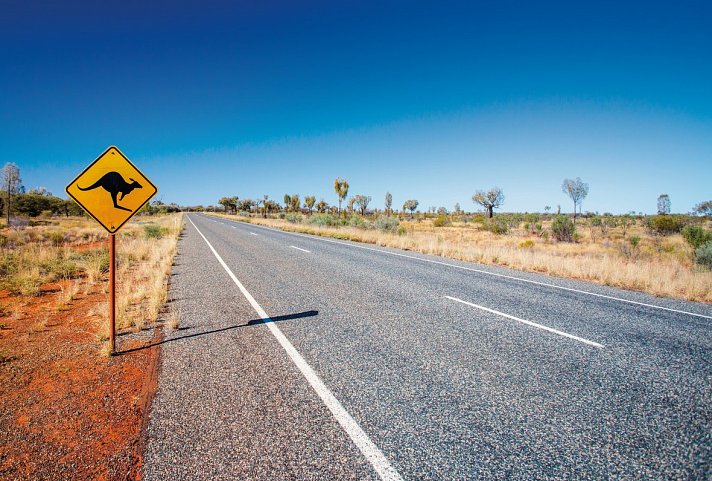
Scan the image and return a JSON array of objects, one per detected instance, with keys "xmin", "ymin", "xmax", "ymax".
[{"xmin": 208, "ymin": 180, "xmax": 712, "ymax": 303}]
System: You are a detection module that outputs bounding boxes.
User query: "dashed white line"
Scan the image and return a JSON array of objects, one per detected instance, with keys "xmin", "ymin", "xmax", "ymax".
[
  {"xmin": 446, "ymin": 296, "xmax": 604, "ymax": 348},
  {"xmin": 290, "ymin": 246, "xmax": 310, "ymax": 253},
  {"xmin": 211, "ymin": 215, "xmax": 711, "ymax": 321},
  {"xmin": 250, "ymin": 232, "xmax": 258, "ymax": 236},
  {"xmin": 187, "ymin": 216, "xmax": 402, "ymax": 481}
]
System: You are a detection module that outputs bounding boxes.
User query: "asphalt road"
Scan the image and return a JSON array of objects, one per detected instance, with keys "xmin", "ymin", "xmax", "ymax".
[{"xmin": 144, "ymin": 213, "xmax": 711, "ymax": 480}]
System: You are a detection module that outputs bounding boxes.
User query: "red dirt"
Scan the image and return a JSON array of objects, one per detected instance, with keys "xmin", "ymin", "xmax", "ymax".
[{"xmin": 0, "ymin": 274, "xmax": 161, "ymax": 480}]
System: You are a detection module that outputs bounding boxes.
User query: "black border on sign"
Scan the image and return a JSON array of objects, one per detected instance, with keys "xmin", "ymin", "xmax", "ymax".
[{"xmin": 65, "ymin": 145, "xmax": 158, "ymax": 234}]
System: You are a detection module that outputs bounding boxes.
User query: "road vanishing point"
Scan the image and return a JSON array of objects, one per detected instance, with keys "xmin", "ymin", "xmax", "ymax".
[{"xmin": 143, "ymin": 213, "xmax": 711, "ymax": 480}]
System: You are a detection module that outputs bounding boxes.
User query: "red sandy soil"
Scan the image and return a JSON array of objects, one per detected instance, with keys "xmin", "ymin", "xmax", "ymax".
[{"xmin": 0, "ymin": 276, "xmax": 160, "ymax": 480}]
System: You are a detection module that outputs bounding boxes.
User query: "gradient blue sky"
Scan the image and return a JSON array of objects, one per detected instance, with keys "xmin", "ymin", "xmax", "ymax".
[{"xmin": 2, "ymin": 0, "xmax": 710, "ymax": 214}]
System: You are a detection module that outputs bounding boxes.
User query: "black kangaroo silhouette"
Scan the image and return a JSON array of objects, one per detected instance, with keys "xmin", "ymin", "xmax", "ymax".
[{"xmin": 78, "ymin": 172, "xmax": 142, "ymax": 212}]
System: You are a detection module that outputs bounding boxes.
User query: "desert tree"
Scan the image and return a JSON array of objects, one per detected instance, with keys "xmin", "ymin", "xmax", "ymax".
[
  {"xmin": 472, "ymin": 186, "xmax": 504, "ymax": 218},
  {"xmin": 264, "ymin": 199, "xmax": 279, "ymax": 215},
  {"xmin": 657, "ymin": 194, "xmax": 671, "ymax": 215},
  {"xmin": 354, "ymin": 195, "xmax": 372, "ymax": 216},
  {"xmin": 544, "ymin": 205, "xmax": 551, "ymax": 214},
  {"xmin": 403, "ymin": 199, "xmax": 418, "ymax": 218},
  {"xmin": 385, "ymin": 192, "xmax": 392, "ymax": 215},
  {"xmin": 333, "ymin": 178, "xmax": 349, "ymax": 216},
  {"xmin": 315, "ymin": 199, "xmax": 328, "ymax": 213},
  {"xmin": 693, "ymin": 200, "xmax": 712, "ymax": 217},
  {"xmin": 437, "ymin": 207, "xmax": 448, "ymax": 215},
  {"xmin": 289, "ymin": 194, "xmax": 301, "ymax": 213},
  {"xmin": 1, "ymin": 162, "xmax": 22, "ymax": 224},
  {"xmin": 304, "ymin": 195, "xmax": 316, "ymax": 214},
  {"xmin": 561, "ymin": 177, "xmax": 589, "ymax": 224},
  {"xmin": 283, "ymin": 194, "xmax": 291, "ymax": 212},
  {"xmin": 346, "ymin": 196, "xmax": 357, "ymax": 214},
  {"xmin": 454, "ymin": 203, "xmax": 461, "ymax": 214},
  {"xmin": 259, "ymin": 194, "xmax": 269, "ymax": 217},
  {"xmin": 218, "ymin": 196, "xmax": 236, "ymax": 214}
]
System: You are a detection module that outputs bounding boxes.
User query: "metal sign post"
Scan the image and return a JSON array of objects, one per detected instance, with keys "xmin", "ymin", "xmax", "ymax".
[
  {"xmin": 109, "ymin": 234, "xmax": 116, "ymax": 353},
  {"xmin": 66, "ymin": 146, "xmax": 157, "ymax": 354}
]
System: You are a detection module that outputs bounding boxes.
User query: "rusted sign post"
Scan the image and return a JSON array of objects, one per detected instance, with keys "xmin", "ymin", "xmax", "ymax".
[{"xmin": 66, "ymin": 146, "xmax": 157, "ymax": 354}]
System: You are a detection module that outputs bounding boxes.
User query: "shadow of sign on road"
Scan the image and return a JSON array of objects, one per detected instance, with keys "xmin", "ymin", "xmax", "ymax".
[{"xmin": 117, "ymin": 310, "xmax": 319, "ymax": 355}]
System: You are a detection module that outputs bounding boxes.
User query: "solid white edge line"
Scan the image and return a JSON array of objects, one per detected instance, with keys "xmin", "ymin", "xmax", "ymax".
[
  {"xmin": 209, "ymin": 215, "xmax": 712, "ymax": 321},
  {"xmin": 290, "ymin": 245, "xmax": 311, "ymax": 253},
  {"xmin": 187, "ymin": 216, "xmax": 403, "ymax": 481},
  {"xmin": 446, "ymin": 296, "xmax": 605, "ymax": 348}
]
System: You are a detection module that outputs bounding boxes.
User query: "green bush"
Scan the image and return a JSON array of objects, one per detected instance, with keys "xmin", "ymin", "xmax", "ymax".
[
  {"xmin": 348, "ymin": 216, "xmax": 367, "ymax": 228},
  {"xmin": 647, "ymin": 215, "xmax": 685, "ymax": 235},
  {"xmin": 285, "ymin": 213, "xmax": 303, "ymax": 223},
  {"xmin": 433, "ymin": 215, "xmax": 451, "ymax": 227},
  {"xmin": 307, "ymin": 214, "xmax": 338, "ymax": 227},
  {"xmin": 551, "ymin": 215, "xmax": 576, "ymax": 242},
  {"xmin": 143, "ymin": 224, "xmax": 163, "ymax": 239},
  {"xmin": 695, "ymin": 241, "xmax": 712, "ymax": 269},
  {"xmin": 484, "ymin": 218, "xmax": 509, "ymax": 235},
  {"xmin": 681, "ymin": 225, "xmax": 712, "ymax": 251},
  {"xmin": 374, "ymin": 216, "xmax": 400, "ymax": 232}
]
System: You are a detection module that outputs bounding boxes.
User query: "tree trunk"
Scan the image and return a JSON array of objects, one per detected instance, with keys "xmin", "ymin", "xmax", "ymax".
[{"xmin": 488, "ymin": 207, "xmax": 493, "ymax": 218}]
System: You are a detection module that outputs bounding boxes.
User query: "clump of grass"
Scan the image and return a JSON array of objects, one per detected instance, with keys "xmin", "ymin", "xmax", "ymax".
[
  {"xmin": 167, "ymin": 306, "xmax": 181, "ymax": 331},
  {"xmin": 143, "ymin": 224, "xmax": 168, "ymax": 239},
  {"xmin": 0, "ymin": 349, "xmax": 17, "ymax": 364}
]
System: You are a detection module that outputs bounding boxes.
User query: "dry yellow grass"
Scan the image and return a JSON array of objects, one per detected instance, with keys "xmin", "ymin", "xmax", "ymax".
[
  {"xmin": 212, "ymin": 213, "xmax": 712, "ymax": 303},
  {"xmin": 0, "ymin": 213, "xmax": 184, "ymax": 340}
]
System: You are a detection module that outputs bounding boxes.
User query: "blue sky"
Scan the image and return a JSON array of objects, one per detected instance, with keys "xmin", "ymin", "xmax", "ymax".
[{"xmin": 2, "ymin": 0, "xmax": 710, "ymax": 214}]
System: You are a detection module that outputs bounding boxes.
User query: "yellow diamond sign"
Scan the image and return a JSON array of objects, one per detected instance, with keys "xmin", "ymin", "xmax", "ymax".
[{"xmin": 66, "ymin": 146, "xmax": 158, "ymax": 234}]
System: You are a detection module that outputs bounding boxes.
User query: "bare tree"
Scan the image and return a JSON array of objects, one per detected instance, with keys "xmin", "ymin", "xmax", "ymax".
[
  {"xmin": 333, "ymin": 178, "xmax": 349, "ymax": 217},
  {"xmin": 304, "ymin": 195, "xmax": 316, "ymax": 214},
  {"xmin": 385, "ymin": 192, "xmax": 392, "ymax": 215},
  {"xmin": 1, "ymin": 163, "xmax": 21, "ymax": 225},
  {"xmin": 561, "ymin": 177, "xmax": 589, "ymax": 224},
  {"xmin": 354, "ymin": 195, "xmax": 371, "ymax": 215},
  {"xmin": 657, "ymin": 194, "xmax": 671, "ymax": 215},
  {"xmin": 472, "ymin": 187, "xmax": 504, "ymax": 218}
]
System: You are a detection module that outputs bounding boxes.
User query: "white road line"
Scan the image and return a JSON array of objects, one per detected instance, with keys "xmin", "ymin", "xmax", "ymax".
[
  {"xmin": 187, "ymin": 216, "xmax": 403, "ymax": 481},
  {"xmin": 250, "ymin": 232, "xmax": 258, "ymax": 236},
  {"xmin": 446, "ymin": 296, "xmax": 605, "ymax": 348},
  {"xmin": 290, "ymin": 246, "xmax": 310, "ymax": 253},
  {"xmin": 213, "ymin": 216, "xmax": 712, "ymax": 321}
]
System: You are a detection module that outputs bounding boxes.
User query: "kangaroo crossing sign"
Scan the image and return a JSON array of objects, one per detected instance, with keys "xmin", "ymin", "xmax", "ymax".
[{"xmin": 66, "ymin": 146, "xmax": 158, "ymax": 233}]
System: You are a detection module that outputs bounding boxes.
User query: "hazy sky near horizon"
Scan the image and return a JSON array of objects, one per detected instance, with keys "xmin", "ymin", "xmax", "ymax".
[{"xmin": 2, "ymin": 0, "xmax": 710, "ymax": 214}]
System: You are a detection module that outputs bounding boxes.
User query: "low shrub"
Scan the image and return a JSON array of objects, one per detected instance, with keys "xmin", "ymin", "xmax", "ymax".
[
  {"xmin": 695, "ymin": 241, "xmax": 712, "ymax": 269},
  {"xmin": 308, "ymin": 213, "xmax": 338, "ymax": 227},
  {"xmin": 285, "ymin": 213, "xmax": 303, "ymax": 223},
  {"xmin": 433, "ymin": 215, "xmax": 451, "ymax": 228},
  {"xmin": 647, "ymin": 215, "xmax": 686, "ymax": 235},
  {"xmin": 519, "ymin": 239, "xmax": 534, "ymax": 249},
  {"xmin": 374, "ymin": 216, "xmax": 400, "ymax": 232},
  {"xmin": 682, "ymin": 225, "xmax": 712, "ymax": 251},
  {"xmin": 143, "ymin": 224, "xmax": 165, "ymax": 239},
  {"xmin": 349, "ymin": 216, "xmax": 367, "ymax": 228},
  {"xmin": 551, "ymin": 215, "xmax": 575, "ymax": 242},
  {"xmin": 485, "ymin": 218, "xmax": 509, "ymax": 235}
]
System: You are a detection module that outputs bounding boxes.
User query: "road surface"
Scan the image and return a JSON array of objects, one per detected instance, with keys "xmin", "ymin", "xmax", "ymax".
[{"xmin": 143, "ymin": 213, "xmax": 711, "ymax": 480}]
